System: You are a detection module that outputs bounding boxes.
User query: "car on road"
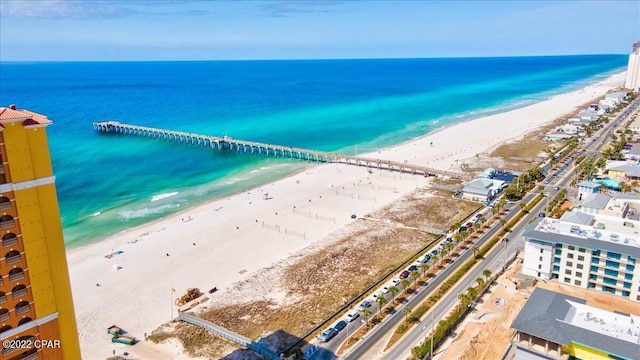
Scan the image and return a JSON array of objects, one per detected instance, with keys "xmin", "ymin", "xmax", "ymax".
[
  {"xmin": 358, "ymin": 300, "xmax": 372, "ymax": 310},
  {"xmin": 317, "ymin": 328, "xmax": 337, "ymax": 342},
  {"xmin": 346, "ymin": 310, "xmax": 360, "ymax": 322},
  {"xmin": 334, "ymin": 320, "xmax": 347, "ymax": 331},
  {"xmin": 399, "ymin": 270, "xmax": 411, "ymax": 279},
  {"xmin": 544, "ymin": 179, "xmax": 551, "ymax": 184},
  {"xmin": 554, "ymin": 186, "xmax": 560, "ymax": 191}
]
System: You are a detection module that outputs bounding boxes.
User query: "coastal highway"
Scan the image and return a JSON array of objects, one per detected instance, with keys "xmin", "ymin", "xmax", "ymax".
[
  {"xmin": 308, "ymin": 98, "xmax": 638, "ymax": 360},
  {"xmin": 340, "ymin": 199, "xmax": 528, "ymax": 360},
  {"xmin": 373, "ymin": 97, "xmax": 640, "ymax": 360}
]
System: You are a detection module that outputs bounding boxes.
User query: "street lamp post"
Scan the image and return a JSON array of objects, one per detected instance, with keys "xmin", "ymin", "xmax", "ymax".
[{"xmin": 503, "ymin": 238, "xmax": 509, "ymax": 272}]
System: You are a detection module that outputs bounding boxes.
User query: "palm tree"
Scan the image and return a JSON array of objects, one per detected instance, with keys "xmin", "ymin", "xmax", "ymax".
[
  {"xmin": 431, "ymin": 254, "xmax": 439, "ymax": 266},
  {"xmin": 467, "ymin": 287, "xmax": 478, "ymax": 300},
  {"xmin": 519, "ymin": 202, "xmax": 527, "ymax": 212},
  {"xmin": 362, "ymin": 308, "xmax": 372, "ymax": 326},
  {"xmin": 376, "ymin": 296, "xmax": 387, "ymax": 318},
  {"xmin": 479, "ymin": 216, "xmax": 486, "ymax": 225},
  {"xmin": 499, "ymin": 218, "xmax": 507, "ymax": 230},
  {"xmin": 471, "ymin": 246, "xmax": 480, "ymax": 258},
  {"xmin": 400, "ymin": 278, "xmax": 410, "ymax": 290},
  {"xmin": 420, "ymin": 263, "xmax": 429, "ymax": 275},
  {"xmin": 476, "ymin": 277, "xmax": 485, "ymax": 287},
  {"xmin": 410, "ymin": 270, "xmax": 420, "ymax": 284},
  {"xmin": 458, "ymin": 292, "xmax": 469, "ymax": 305},
  {"xmin": 387, "ymin": 285, "xmax": 399, "ymax": 299},
  {"xmin": 445, "ymin": 242, "xmax": 454, "ymax": 255},
  {"xmin": 483, "ymin": 269, "xmax": 492, "ymax": 281},
  {"xmin": 402, "ymin": 307, "xmax": 412, "ymax": 322}
]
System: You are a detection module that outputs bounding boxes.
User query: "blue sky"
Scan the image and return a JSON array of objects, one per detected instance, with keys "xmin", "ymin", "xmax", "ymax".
[{"xmin": 1, "ymin": 0, "xmax": 638, "ymax": 61}]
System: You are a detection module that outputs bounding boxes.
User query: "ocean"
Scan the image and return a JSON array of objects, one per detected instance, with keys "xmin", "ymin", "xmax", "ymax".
[{"xmin": 0, "ymin": 55, "xmax": 627, "ymax": 247}]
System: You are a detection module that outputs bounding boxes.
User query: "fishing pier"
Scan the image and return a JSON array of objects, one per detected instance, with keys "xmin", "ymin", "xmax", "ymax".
[{"xmin": 93, "ymin": 121, "xmax": 467, "ymax": 179}]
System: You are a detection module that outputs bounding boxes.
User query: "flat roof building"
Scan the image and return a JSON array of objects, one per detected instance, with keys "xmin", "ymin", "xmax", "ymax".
[
  {"xmin": 625, "ymin": 42, "xmax": 640, "ymax": 92},
  {"xmin": 520, "ymin": 214, "xmax": 640, "ymax": 302},
  {"xmin": 510, "ymin": 287, "xmax": 640, "ymax": 360}
]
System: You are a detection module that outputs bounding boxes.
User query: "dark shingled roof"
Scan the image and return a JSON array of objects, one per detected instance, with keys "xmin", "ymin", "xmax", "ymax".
[{"xmin": 511, "ymin": 288, "xmax": 640, "ymax": 360}]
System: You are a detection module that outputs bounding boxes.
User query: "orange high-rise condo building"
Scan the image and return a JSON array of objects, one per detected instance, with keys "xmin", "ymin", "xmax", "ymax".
[{"xmin": 0, "ymin": 105, "xmax": 81, "ymax": 359}]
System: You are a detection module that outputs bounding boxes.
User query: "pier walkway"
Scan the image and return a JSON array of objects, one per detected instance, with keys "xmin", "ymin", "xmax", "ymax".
[{"xmin": 93, "ymin": 121, "xmax": 468, "ymax": 179}]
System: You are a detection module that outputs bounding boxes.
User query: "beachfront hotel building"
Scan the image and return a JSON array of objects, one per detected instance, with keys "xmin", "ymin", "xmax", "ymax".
[
  {"xmin": 625, "ymin": 42, "xmax": 640, "ymax": 92},
  {"xmin": 510, "ymin": 287, "xmax": 640, "ymax": 360},
  {"xmin": 520, "ymin": 205, "xmax": 640, "ymax": 302},
  {"xmin": 0, "ymin": 106, "xmax": 81, "ymax": 359}
]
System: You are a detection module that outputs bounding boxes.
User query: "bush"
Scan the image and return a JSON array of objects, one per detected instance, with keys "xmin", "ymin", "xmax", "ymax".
[{"xmin": 396, "ymin": 324, "xmax": 408, "ymax": 334}]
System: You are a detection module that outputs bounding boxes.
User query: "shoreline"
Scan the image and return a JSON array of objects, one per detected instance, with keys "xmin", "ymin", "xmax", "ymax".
[{"xmin": 68, "ymin": 71, "xmax": 626, "ymax": 358}]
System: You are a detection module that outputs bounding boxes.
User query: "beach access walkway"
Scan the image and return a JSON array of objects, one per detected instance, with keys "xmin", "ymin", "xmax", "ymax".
[
  {"xmin": 93, "ymin": 121, "xmax": 469, "ymax": 179},
  {"xmin": 177, "ymin": 313, "xmax": 280, "ymax": 360}
]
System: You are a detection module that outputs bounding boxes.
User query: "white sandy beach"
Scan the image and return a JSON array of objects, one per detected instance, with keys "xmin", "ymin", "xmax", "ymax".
[{"xmin": 67, "ymin": 72, "xmax": 626, "ymax": 359}]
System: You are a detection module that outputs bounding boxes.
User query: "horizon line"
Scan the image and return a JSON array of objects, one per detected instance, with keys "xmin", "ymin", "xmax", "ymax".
[{"xmin": 0, "ymin": 53, "xmax": 628, "ymax": 64}]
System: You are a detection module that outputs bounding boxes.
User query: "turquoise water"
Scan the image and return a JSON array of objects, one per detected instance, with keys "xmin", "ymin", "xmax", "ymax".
[
  {"xmin": 0, "ymin": 55, "xmax": 627, "ymax": 247},
  {"xmin": 594, "ymin": 178, "xmax": 621, "ymax": 190}
]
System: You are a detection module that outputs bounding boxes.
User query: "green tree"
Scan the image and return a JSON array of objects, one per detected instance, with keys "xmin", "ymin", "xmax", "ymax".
[
  {"xmin": 410, "ymin": 270, "xmax": 421, "ymax": 283},
  {"xmin": 420, "ymin": 263, "xmax": 429, "ymax": 275},
  {"xmin": 387, "ymin": 285, "xmax": 399, "ymax": 299},
  {"xmin": 471, "ymin": 246, "xmax": 480, "ymax": 258},
  {"xmin": 476, "ymin": 277, "xmax": 485, "ymax": 287},
  {"xmin": 467, "ymin": 287, "xmax": 478, "ymax": 300},
  {"xmin": 402, "ymin": 307, "xmax": 412, "ymax": 322},
  {"xmin": 483, "ymin": 269, "xmax": 492, "ymax": 280},
  {"xmin": 362, "ymin": 308, "xmax": 372, "ymax": 326},
  {"xmin": 458, "ymin": 292, "xmax": 469, "ymax": 305},
  {"xmin": 400, "ymin": 278, "xmax": 410, "ymax": 290},
  {"xmin": 376, "ymin": 296, "xmax": 387, "ymax": 317}
]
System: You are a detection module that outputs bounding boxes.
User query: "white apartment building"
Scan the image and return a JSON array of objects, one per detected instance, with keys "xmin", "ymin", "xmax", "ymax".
[
  {"xmin": 521, "ymin": 213, "xmax": 640, "ymax": 302},
  {"xmin": 625, "ymin": 42, "xmax": 640, "ymax": 92}
]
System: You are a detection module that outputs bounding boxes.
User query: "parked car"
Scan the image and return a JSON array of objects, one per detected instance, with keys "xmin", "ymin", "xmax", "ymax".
[
  {"xmin": 391, "ymin": 278, "xmax": 401, "ymax": 286},
  {"xmin": 408, "ymin": 265, "xmax": 418, "ymax": 272},
  {"xmin": 474, "ymin": 213, "xmax": 483, "ymax": 219},
  {"xmin": 465, "ymin": 222, "xmax": 473, "ymax": 227},
  {"xmin": 346, "ymin": 310, "xmax": 360, "ymax": 322},
  {"xmin": 317, "ymin": 328, "xmax": 337, "ymax": 342},
  {"xmin": 421, "ymin": 254, "xmax": 431, "ymax": 263},
  {"xmin": 430, "ymin": 249, "xmax": 438, "ymax": 255},
  {"xmin": 399, "ymin": 270, "xmax": 411, "ymax": 279},
  {"xmin": 358, "ymin": 300, "xmax": 372, "ymax": 310},
  {"xmin": 334, "ymin": 320, "xmax": 347, "ymax": 331}
]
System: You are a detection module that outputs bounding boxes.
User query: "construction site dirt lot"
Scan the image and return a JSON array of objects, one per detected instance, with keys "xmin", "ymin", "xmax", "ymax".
[{"xmin": 434, "ymin": 260, "xmax": 640, "ymax": 360}]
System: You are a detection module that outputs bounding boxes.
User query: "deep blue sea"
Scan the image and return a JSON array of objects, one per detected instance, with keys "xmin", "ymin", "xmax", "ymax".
[{"xmin": 0, "ymin": 55, "xmax": 627, "ymax": 247}]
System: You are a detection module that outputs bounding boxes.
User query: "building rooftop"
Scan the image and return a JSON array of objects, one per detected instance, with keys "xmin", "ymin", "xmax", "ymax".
[
  {"xmin": 560, "ymin": 211, "xmax": 595, "ymax": 226},
  {"xmin": 522, "ymin": 217, "xmax": 640, "ymax": 258},
  {"xmin": 512, "ymin": 288, "xmax": 640, "ymax": 360},
  {"xmin": 580, "ymin": 193, "xmax": 612, "ymax": 210},
  {"xmin": 609, "ymin": 163, "xmax": 640, "ymax": 178},
  {"xmin": 0, "ymin": 106, "xmax": 51, "ymax": 125},
  {"xmin": 577, "ymin": 181, "xmax": 601, "ymax": 190}
]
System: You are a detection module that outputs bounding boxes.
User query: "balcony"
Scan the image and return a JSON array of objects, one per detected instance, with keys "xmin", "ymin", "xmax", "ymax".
[
  {"xmin": 0, "ymin": 294, "xmax": 6, "ymax": 304},
  {"xmin": 5, "ymin": 254, "xmax": 21, "ymax": 266},
  {"xmin": 0, "ymin": 201, "xmax": 10, "ymax": 211},
  {"xmin": 9, "ymin": 272, "xmax": 24, "ymax": 283},
  {"xmin": 15, "ymin": 304, "xmax": 30, "ymax": 316},
  {"xmin": 2, "ymin": 236, "xmax": 18, "ymax": 247},
  {"xmin": 0, "ymin": 310, "xmax": 8, "ymax": 321},
  {"xmin": 0, "ymin": 220, "xmax": 15, "ymax": 230},
  {"xmin": 11, "ymin": 288, "xmax": 27, "ymax": 299}
]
